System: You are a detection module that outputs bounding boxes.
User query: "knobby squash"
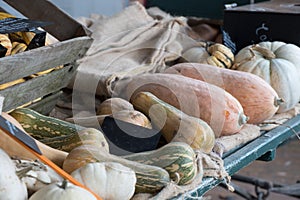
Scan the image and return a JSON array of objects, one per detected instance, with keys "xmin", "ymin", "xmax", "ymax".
[
  {"xmin": 232, "ymin": 41, "xmax": 300, "ymax": 113},
  {"xmin": 112, "ymin": 73, "xmax": 247, "ymax": 137},
  {"xmin": 164, "ymin": 63, "xmax": 281, "ymax": 124}
]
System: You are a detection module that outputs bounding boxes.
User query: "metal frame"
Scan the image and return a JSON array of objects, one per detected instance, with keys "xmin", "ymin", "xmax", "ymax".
[{"xmin": 174, "ymin": 114, "xmax": 300, "ymax": 199}]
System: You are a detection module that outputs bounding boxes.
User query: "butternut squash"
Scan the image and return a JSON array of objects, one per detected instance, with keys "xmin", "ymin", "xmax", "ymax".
[
  {"xmin": 112, "ymin": 73, "xmax": 248, "ymax": 137},
  {"xmin": 131, "ymin": 92, "xmax": 215, "ymax": 153},
  {"xmin": 164, "ymin": 63, "xmax": 281, "ymax": 124}
]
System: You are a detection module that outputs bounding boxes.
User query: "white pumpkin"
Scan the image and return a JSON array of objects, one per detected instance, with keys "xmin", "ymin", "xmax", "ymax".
[
  {"xmin": 71, "ymin": 162, "xmax": 136, "ymax": 200},
  {"xmin": 233, "ymin": 41, "xmax": 300, "ymax": 113},
  {"xmin": 0, "ymin": 148, "xmax": 28, "ymax": 200},
  {"xmin": 13, "ymin": 159, "xmax": 63, "ymax": 195},
  {"xmin": 181, "ymin": 46, "xmax": 209, "ymax": 63},
  {"xmin": 29, "ymin": 180, "xmax": 97, "ymax": 200},
  {"xmin": 181, "ymin": 43, "xmax": 234, "ymax": 68}
]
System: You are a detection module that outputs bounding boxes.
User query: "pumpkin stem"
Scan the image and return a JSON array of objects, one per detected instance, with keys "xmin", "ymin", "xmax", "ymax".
[
  {"xmin": 59, "ymin": 179, "xmax": 69, "ymax": 189},
  {"xmin": 274, "ymin": 97, "xmax": 284, "ymax": 107},
  {"xmin": 251, "ymin": 44, "xmax": 276, "ymax": 59},
  {"xmin": 238, "ymin": 113, "xmax": 249, "ymax": 126},
  {"xmin": 171, "ymin": 172, "xmax": 181, "ymax": 185}
]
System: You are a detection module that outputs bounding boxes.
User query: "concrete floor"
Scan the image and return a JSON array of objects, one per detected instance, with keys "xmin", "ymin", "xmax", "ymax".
[{"xmin": 205, "ymin": 137, "xmax": 300, "ymax": 200}]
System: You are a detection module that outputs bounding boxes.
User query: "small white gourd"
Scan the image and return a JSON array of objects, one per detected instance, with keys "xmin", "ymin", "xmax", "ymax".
[
  {"xmin": 0, "ymin": 148, "xmax": 27, "ymax": 200},
  {"xmin": 13, "ymin": 159, "xmax": 63, "ymax": 195},
  {"xmin": 29, "ymin": 180, "xmax": 97, "ymax": 200},
  {"xmin": 71, "ymin": 162, "xmax": 136, "ymax": 200}
]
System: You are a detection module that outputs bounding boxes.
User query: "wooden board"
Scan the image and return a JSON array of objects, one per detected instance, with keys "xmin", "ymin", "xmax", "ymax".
[
  {"xmin": 4, "ymin": 0, "xmax": 91, "ymax": 40},
  {"xmin": 0, "ymin": 64, "xmax": 78, "ymax": 111},
  {"xmin": 0, "ymin": 37, "xmax": 92, "ymax": 84},
  {"xmin": 28, "ymin": 91, "xmax": 63, "ymax": 115}
]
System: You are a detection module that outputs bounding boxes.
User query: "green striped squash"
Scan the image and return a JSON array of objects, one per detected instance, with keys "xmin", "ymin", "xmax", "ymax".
[
  {"xmin": 9, "ymin": 108, "xmax": 85, "ymax": 139},
  {"xmin": 62, "ymin": 144, "xmax": 171, "ymax": 194},
  {"xmin": 123, "ymin": 142, "xmax": 198, "ymax": 185}
]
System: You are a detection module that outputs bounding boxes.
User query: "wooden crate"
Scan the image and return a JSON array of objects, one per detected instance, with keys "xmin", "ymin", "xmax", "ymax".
[{"xmin": 0, "ymin": 0, "xmax": 93, "ymax": 113}]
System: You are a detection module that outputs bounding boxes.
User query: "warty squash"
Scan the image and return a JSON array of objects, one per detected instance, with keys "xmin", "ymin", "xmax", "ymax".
[{"xmin": 232, "ymin": 41, "xmax": 300, "ymax": 113}]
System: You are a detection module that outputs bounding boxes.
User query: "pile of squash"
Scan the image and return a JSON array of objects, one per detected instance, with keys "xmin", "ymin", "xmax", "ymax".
[{"xmin": 1, "ymin": 40, "xmax": 300, "ymax": 199}]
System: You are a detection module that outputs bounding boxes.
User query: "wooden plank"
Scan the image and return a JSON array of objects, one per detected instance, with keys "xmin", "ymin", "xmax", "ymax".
[
  {"xmin": 28, "ymin": 91, "xmax": 63, "ymax": 115},
  {"xmin": 4, "ymin": 0, "xmax": 92, "ymax": 40},
  {"xmin": 0, "ymin": 37, "xmax": 92, "ymax": 84},
  {"xmin": 0, "ymin": 64, "xmax": 77, "ymax": 111}
]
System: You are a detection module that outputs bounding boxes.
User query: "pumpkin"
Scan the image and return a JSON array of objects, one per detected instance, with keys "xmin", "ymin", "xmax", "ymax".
[
  {"xmin": 233, "ymin": 41, "xmax": 300, "ymax": 113},
  {"xmin": 96, "ymin": 97, "xmax": 134, "ymax": 115},
  {"xmin": 13, "ymin": 159, "xmax": 63, "ymax": 195},
  {"xmin": 71, "ymin": 162, "xmax": 136, "ymax": 200},
  {"xmin": 0, "ymin": 148, "xmax": 27, "ymax": 200},
  {"xmin": 181, "ymin": 43, "xmax": 234, "ymax": 68},
  {"xmin": 29, "ymin": 180, "xmax": 97, "ymax": 200},
  {"xmin": 67, "ymin": 110, "xmax": 152, "ymax": 129}
]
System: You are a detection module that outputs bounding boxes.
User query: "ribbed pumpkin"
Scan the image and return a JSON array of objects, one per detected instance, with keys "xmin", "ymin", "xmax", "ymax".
[{"xmin": 232, "ymin": 41, "xmax": 300, "ymax": 113}]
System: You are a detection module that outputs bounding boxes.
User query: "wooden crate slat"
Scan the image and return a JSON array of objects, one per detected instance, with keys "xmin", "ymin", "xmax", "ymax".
[
  {"xmin": 27, "ymin": 91, "xmax": 63, "ymax": 115},
  {"xmin": 0, "ymin": 64, "xmax": 77, "ymax": 111},
  {"xmin": 0, "ymin": 36, "xmax": 92, "ymax": 84}
]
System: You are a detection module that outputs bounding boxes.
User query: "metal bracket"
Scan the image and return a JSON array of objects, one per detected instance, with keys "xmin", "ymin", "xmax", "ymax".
[{"xmin": 257, "ymin": 149, "xmax": 276, "ymax": 161}]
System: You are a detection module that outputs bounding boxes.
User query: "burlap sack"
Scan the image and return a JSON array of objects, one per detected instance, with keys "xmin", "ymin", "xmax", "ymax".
[
  {"xmin": 259, "ymin": 103, "xmax": 300, "ymax": 131},
  {"xmin": 68, "ymin": 2, "xmax": 189, "ymax": 98},
  {"xmin": 68, "ymin": 2, "xmax": 222, "ymax": 99}
]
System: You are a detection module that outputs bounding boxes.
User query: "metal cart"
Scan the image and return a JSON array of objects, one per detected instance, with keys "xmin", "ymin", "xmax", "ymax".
[{"xmin": 174, "ymin": 114, "xmax": 300, "ymax": 199}]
